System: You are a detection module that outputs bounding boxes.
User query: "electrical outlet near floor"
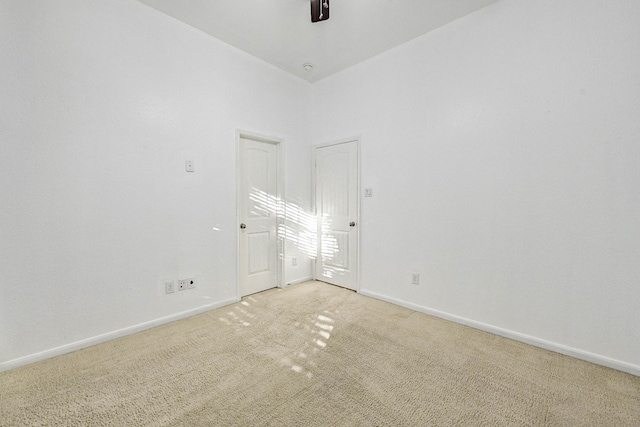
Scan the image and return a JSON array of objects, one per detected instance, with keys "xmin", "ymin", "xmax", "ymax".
[
  {"xmin": 412, "ymin": 273, "xmax": 420, "ymax": 285},
  {"xmin": 178, "ymin": 278, "xmax": 188, "ymax": 291},
  {"xmin": 187, "ymin": 276, "xmax": 196, "ymax": 289},
  {"xmin": 165, "ymin": 280, "xmax": 175, "ymax": 294},
  {"xmin": 292, "ymin": 257, "xmax": 297, "ymax": 266}
]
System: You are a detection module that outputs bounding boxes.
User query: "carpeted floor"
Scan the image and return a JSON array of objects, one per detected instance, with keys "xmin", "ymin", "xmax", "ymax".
[{"xmin": 1, "ymin": 281, "xmax": 639, "ymax": 426}]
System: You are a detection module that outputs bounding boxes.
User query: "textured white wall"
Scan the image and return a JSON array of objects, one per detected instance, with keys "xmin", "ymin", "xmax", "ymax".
[
  {"xmin": 311, "ymin": 0, "xmax": 640, "ymax": 372},
  {"xmin": 0, "ymin": 0, "xmax": 312, "ymax": 368}
]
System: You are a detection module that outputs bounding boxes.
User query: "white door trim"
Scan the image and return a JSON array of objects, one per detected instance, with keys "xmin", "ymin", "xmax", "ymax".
[
  {"xmin": 236, "ymin": 129, "xmax": 285, "ymax": 298},
  {"xmin": 312, "ymin": 136, "xmax": 361, "ymax": 292}
]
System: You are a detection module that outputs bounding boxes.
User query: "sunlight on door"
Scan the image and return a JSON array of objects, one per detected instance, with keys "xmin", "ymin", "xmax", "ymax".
[
  {"xmin": 315, "ymin": 140, "xmax": 358, "ymax": 290},
  {"xmin": 249, "ymin": 189, "xmax": 317, "ymax": 259},
  {"xmin": 238, "ymin": 136, "xmax": 358, "ymax": 295}
]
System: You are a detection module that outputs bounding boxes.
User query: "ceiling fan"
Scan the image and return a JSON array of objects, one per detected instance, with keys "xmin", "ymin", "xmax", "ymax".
[{"xmin": 311, "ymin": 0, "xmax": 330, "ymax": 23}]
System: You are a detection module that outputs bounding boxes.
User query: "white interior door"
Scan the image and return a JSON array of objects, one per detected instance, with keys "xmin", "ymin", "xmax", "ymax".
[
  {"xmin": 314, "ymin": 139, "xmax": 358, "ymax": 290},
  {"xmin": 238, "ymin": 135, "xmax": 280, "ymax": 296}
]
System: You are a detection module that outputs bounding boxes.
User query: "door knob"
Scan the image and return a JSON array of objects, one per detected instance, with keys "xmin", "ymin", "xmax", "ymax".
[
  {"xmin": 349, "ymin": 221, "xmax": 356, "ymax": 227},
  {"xmin": 240, "ymin": 223, "xmax": 246, "ymax": 229}
]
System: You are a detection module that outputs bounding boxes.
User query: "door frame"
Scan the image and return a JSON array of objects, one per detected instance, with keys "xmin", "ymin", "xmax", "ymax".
[
  {"xmin": 312, "ymin": 136, "xmax": 361, "ymax": 292},
  {"xmin": 236, "ymin": 129, "xmax": 285, "ymax": 298}
]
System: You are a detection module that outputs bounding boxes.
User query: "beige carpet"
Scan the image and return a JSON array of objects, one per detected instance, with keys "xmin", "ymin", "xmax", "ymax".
[{"xmin": 1, "ymin": 281, "xmax": 639, "ymax": 426}]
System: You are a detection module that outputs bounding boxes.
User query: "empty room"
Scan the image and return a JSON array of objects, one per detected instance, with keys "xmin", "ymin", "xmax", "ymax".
[{"xmin": 1, "ymin": 0, "xmax": 639, "ymax": 425}]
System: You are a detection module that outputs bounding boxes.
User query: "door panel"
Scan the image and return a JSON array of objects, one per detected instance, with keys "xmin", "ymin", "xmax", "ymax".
[
  {"xmin": 322, "ymin": 152, "xmax": 350, "ymax": 216},
  {"xmin": 324, "ymin": 230, "xmax": 349, "ymax": 269},
  {"xmin": 315, "ymin": 140, "xmax": 358, "ymax": 290},
  {"xmin": 248, "ymin": 232, "xmax": 270, "ymax": 274},
  {"xmin": 239, "ymin": 137, "xmax": 279, "ymax": 296},
  {"xmin": 247, "ymin": 148, "xmax": 270, "ymax": 219}
]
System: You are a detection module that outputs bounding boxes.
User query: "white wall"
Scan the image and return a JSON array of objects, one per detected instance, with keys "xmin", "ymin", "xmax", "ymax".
[
  {"xmin": 2, "ymin": 0, "xmax": 639, "ymax": 376},
  {"xmin": 311, "ymin": 0, "xmax": 640, "ymax": 373},
  {"xmin": 0, "ymin": 0, "xmax": 312, "ymax": 369}
]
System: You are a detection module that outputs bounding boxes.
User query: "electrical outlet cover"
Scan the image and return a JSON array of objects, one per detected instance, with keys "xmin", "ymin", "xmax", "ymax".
[
  {"xmin": 187, "ymin": 276, "xmax": 196, "ymax": 289},
  {"xmin": 165, "ymin": 280, "xmax": 175, "ymax": 294},
  {"xmin": 178, "ymin": 278, "xmax": 188, "ymax": 291}
]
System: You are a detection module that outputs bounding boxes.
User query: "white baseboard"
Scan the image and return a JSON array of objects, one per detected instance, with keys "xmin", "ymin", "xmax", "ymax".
[
  {"xmin": 359, "ymin": 289, "xmax": 640, "ymax": 377},
  {"xmin": 0, "ymin": 297, "xmax": 238, "ymax": 374},
  {"xmin": 286, "ymin": 276, "xmax": 314, "ymax": 287}
]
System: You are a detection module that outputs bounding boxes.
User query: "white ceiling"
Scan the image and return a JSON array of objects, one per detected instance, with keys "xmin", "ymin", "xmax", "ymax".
[{"xmin": 138, "ymin": 0, "xmax": 499, "ymax": 83}]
